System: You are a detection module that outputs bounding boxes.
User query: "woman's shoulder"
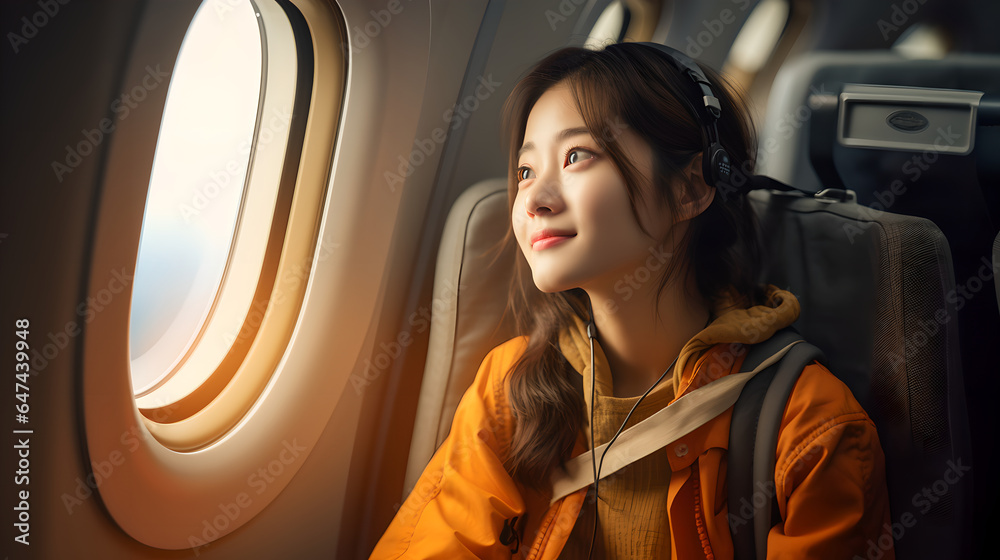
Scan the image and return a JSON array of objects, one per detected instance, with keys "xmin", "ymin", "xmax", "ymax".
[
  {"xmin": 486, "ymin": 335, "xmax": 531, "ymax": 361},
  {"xmin": 775, "ymin": 359, "xmax": 882, "ymax": 479},
  {"xmin": 466, "ymin": 335, "xmax": 531, "ymax": 404},
  {"xmin": 476, "ymin": 336, "xmax": 530, "ymax": 379},
  {"xmin": 787, "ymin": 360, "xmax": 871, "ymax": 422}
]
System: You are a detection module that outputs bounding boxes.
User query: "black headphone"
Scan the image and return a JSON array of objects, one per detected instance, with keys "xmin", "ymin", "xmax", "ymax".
[{"xmin": 636, "ymin": 42, "xmax": 739, "ymax": 198}]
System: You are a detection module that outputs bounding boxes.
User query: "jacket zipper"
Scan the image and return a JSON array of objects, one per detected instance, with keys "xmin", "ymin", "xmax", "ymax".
[{"xmin": 691, "ymin": 469, "xmax": 716, "ymax": 560}]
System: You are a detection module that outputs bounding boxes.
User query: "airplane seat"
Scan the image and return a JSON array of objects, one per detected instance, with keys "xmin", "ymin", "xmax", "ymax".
[
  {"xmin": 749, "ymin": 188, "xmax": 970, "ymax": 560},
  {"xmin": 759, "ymin": 52, "xmax": 1000, "ymax": 558},
  {"xmin": 758, "ymin": 52, "xmax": 1000, "ymax": 391},
  {"xmin": 403, "ymin": 178, "xmax": 524, "ymax": 494}
]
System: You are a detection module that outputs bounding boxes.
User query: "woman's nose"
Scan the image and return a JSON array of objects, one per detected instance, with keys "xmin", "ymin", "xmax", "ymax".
[{"xmin": 523, "ymin": 179, "xmax": 564, "ymax": 217}]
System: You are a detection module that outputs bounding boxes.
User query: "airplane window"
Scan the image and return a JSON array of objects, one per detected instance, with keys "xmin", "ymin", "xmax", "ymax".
[
  {"xmin": 586, "ymin": 1, "xmax": 629, "ymax": 49},
  {"xmin": 724, "ymin": 0, "xmax": 789, "ymax": 74},
  {"xmin": 129, "ymin": 0, "xmax": 263, "ymax": 396}
]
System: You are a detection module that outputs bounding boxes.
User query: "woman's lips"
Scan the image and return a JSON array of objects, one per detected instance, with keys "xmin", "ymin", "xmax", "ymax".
[{"xmin": 531, "ymin": 234, "xmax": 575, "ymax": 250}]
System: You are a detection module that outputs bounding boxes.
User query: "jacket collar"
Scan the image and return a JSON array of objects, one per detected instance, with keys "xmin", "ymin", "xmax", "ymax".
[{"xmin": 557, "ymin": 284, "xmax": 801, "ymax": 401}]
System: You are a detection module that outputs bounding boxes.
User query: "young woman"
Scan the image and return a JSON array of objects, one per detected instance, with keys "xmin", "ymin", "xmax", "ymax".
[{"xmin": 372, "ymin": 42, "xmax": 892, "ymax": 559}]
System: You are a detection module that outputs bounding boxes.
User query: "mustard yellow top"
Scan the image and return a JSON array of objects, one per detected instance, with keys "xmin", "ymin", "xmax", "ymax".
[
  {"xmin": 557, "ymin": 321, "xmax": 677, "ymax": 558},
  {"xmin": 555, "ymin": 287, "xmax": 801, "ymax": 558}
]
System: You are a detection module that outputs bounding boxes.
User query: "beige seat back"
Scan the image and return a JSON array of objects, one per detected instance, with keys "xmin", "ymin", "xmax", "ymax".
[{"xmin": 404, "ymin": 179, "xmax": 523, "ymax": 493}]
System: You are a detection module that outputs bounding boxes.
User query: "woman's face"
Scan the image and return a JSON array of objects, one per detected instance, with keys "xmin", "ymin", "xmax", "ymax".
[{"xmin": 512, "ymin": 82, "xmax": 672, "ymax": 295}]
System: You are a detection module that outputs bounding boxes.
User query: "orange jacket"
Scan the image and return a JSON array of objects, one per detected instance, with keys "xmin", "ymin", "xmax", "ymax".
[{"xmin": 371, "ymin": 288, "xmax": 894, "ymax": 559}]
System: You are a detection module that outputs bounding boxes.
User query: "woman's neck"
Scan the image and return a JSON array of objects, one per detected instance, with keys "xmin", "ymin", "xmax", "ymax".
[{"xmin": 585, "ymin": 268, "xmax": 710, "ymax": 398}]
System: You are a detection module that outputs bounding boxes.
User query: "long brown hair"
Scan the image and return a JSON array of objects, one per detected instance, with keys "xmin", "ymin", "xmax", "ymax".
[{"xmin": 498, "ymin": 43, "xmax": 765, "ymax": 488}]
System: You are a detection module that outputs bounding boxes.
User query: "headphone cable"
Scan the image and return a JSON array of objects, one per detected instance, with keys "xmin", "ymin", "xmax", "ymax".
[
  {"xmin": 585, "ymin": 319, "xmax": 678, "ymax": 559},
  {"xmin": 585, "ymin": 311, "xmax": 711, "ymax": 559}
]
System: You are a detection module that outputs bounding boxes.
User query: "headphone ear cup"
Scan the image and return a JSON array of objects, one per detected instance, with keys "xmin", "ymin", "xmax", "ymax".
[{"xmin": 708, "ymin": 143, "xmax": 731, "ymax": 187}]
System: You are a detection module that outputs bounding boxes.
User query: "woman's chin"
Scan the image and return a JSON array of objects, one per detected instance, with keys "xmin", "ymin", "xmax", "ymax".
[
  {"xmin": 532, "ymin": 276, "xmax": 578, "ymax": 294},
  {"xmin": 531, "ymin": 274, "xmax": 572, "ymax": 294},
  {"xmin": 532, "ymin": 282, "xmax": 563, "ymax": 294}
]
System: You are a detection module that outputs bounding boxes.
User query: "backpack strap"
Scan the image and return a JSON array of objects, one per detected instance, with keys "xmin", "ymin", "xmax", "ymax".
[{"xmin": 728, "ymin": 327, "xmax": 826, "ymax": 560}]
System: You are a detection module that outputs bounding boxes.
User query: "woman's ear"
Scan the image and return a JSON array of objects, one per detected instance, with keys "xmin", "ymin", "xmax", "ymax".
[{"xmin": 676, "ymin": 153, "xmax": 715, "ymax": 221}]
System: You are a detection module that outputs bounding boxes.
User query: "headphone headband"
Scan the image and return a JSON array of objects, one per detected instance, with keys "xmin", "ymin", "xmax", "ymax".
[{"xmin": 635, "ymin": 42, "xmax": 738, "ymax": 198}]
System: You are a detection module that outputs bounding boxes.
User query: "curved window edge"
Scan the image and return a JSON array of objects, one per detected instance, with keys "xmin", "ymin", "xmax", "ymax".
[
  {"xmin": 131, "ymin": 0, "xmax": 268, "ymax": 401},
  {"xmin": 133, "ymin": 0, "xmax": 307, "ymax": 430},
  {"xmin": 82, "ymin": 0, "xmax": 347, "ymax": 549},
  {"xmin": 138, "ymin": 0, "xmax": 316, "ymax": 448}
]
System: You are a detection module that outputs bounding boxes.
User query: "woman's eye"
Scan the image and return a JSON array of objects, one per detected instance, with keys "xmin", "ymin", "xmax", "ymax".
[
  {"xmin": 565, "ymin": 148, "xmax": 593, "ymax": 166},
  {"xmin": 516, "ymin": 149, "xmax": 591, "ymax": 182}
]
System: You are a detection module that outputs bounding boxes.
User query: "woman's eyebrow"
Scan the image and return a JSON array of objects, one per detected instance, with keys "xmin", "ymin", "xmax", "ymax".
[{"xmin": 517, "ymin": 127, "xmax": 592, "ymax": 159}]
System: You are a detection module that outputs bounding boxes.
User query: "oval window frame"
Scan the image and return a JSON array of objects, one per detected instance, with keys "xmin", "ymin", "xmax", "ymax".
[{"xmin": 81, "ymin": 0, "xmax": 346, "ymax": 549}]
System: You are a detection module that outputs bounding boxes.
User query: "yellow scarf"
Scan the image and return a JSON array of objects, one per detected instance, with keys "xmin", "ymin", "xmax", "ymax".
[{"xmin": 557, "ymin": 284, "xmax": 802, "ymax": 399}]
